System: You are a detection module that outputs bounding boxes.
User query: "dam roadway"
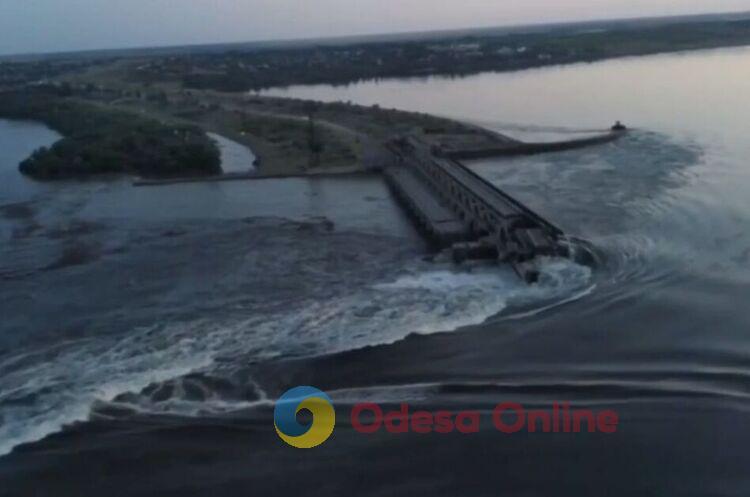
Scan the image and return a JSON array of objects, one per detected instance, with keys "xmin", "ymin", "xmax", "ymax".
[{"xmin": 385, "ymin": 135, "xmax": 586, "ymax": 282}]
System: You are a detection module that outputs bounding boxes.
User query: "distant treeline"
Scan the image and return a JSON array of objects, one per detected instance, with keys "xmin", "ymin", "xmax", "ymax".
[
  {"xmin": 131, "ymin": 17, "xmax": 750, "ymax": 91},
  {"xmin": 0, "ymin": 89, "xmax": 220, "ymax": 179}
]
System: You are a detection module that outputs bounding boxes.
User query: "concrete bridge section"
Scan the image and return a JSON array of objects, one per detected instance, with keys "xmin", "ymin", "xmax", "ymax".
[
  {"xmin": 442, "ymin": 130, "xmax": 625, "ymax": 160},
  {"xmin": 383, "ymin": 166, "xmax": 471, "ymax": 245},
  {"xmin": 385, "ymin": 136, "xmax": 576, "ymax": 282}
]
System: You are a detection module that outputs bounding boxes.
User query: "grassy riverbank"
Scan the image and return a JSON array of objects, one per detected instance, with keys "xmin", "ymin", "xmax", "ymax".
[{"xmin": 54, "ymin": 66, "xmax": 509, "ymax": 177}]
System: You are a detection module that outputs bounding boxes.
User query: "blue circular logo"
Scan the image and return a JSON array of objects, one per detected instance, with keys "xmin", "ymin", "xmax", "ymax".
[{"xmin": 274, "ymin": 386, "xmax": 335, "ymax": 449}]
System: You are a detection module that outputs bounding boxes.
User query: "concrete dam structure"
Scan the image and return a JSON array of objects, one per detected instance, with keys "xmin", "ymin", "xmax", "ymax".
[{"xmin": 384, "ymin": 131, "xmax": 620, "ymax": 282}]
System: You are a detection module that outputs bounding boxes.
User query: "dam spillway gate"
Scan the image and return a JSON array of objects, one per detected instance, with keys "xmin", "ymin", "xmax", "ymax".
[{"xmin": 384, "ymin": 136, "xmax": 581, "ymax": 283}]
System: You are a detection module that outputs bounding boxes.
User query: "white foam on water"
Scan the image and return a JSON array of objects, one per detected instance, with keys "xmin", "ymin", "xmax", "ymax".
[
  {"xmin": 0, "ymin": 323, "xmax": 216, "ymax": 456},
  {"xmin": 0, "ymin": 257, "xmax": 592, "ymax": 456},
  {"xmin": 371, "ymin": 257, "xmax": 593, "ymax": 333}
]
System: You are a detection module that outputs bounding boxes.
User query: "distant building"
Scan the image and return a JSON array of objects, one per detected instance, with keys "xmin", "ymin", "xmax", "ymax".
[{"xmin": 428, "ymin": 43, "xmax": 482, "ymax": 53}]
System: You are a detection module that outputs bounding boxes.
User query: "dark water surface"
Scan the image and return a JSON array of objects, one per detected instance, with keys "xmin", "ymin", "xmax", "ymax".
[{"xmin": 2, "ymin": 48, "xmax": 750, "ymax": 496}]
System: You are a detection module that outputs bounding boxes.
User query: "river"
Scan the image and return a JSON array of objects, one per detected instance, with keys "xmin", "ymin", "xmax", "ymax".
[
  {"xmin": 2, "ymin": 47, "xmax": 750, "ymax": 495},
  {"xmin": 0, "ymin": 117, "xmax": 583, "ymax": 457}
]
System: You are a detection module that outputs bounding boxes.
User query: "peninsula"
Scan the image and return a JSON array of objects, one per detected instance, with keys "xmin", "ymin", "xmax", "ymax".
[{"xmin": 0, "ymin": 88, "xmax": 221, "ymax": 179}]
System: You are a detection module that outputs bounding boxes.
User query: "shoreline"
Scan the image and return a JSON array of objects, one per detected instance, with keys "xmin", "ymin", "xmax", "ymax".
[
  {"xmin": 255, "ymin": 41, "xmax": 750, "ymax": 94},
  {"xmin": 132, "ymin": 168, "xmax": 376, "ymax": 187}
]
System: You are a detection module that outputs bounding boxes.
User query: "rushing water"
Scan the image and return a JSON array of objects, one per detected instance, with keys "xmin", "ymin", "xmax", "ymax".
[
  {"xmin": 263, "ymin": 46, "xmax": 750, "ymax": 322},
  {"xmin": 0, "ymin": 117, "xmax": 587, "ymax": 455},
  {"xmin": 2, "ymin": 47, "xmax": 750, "ymax": 492},
  {"xmin": 255, "ymin": 49, "xmax": 750, "ymax": 494}
]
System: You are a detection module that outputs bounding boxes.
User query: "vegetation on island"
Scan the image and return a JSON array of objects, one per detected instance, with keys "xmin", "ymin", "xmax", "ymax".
[{"xmin": 0, "ymin": 88, "xmax": 221, "ymax": 179}]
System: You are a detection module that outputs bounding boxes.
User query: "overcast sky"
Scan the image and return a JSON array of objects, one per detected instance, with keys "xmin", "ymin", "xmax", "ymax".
[{"xmin": 1, "ymin": 0, "xmax": 749, "ymax": 55}]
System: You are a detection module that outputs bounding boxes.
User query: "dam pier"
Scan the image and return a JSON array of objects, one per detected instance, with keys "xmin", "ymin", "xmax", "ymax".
[{"xmin": 383, "ymin": 128, "xmax": 624, "ymax": 282}]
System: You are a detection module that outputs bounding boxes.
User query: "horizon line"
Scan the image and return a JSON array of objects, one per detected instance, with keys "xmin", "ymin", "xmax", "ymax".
[{"xmin": 2, "ymin": 8, "xmax": 750, "ymax": 60}]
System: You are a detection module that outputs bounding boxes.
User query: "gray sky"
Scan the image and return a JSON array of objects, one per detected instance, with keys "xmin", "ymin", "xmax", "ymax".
[{"xmin": 1, "ymin": 0, "xmax": 749, "ymax": 55}]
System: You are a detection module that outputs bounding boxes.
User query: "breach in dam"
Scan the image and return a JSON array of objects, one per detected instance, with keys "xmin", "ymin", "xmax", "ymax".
[{"xmin": 383, "ymin": 128, "xmax": 623, "ymax": 282}]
